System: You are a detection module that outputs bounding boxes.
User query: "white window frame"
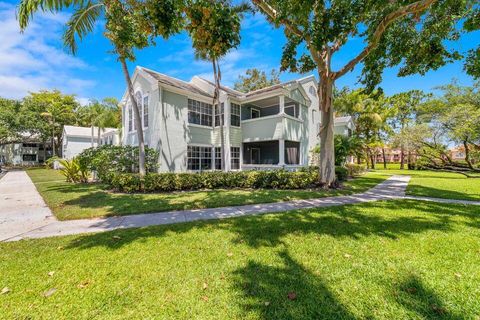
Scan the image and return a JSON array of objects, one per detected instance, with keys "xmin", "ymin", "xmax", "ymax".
[
  {"xmin": 143, "ymin": 95, "xmax": 149, "ymax": 129},
  {"xmin": 231, "ymin": 103, "xmax": 241, "ymax": 127},
  {"xmin": 214, "ymin": 103, "xmax": 224, "ymax": 127},
  {"xmin": 231, "ymin": 146, "xmax": 240, "ymax": 170},
  {"xmin": 188, "ymin": 99, "xmax": 213, "ymax": 127},
  {"xmin": 250, "ymin": 147, "xmax": 261, "ymax": 164},
  {"xmin": 187, "ymin": 145, "xmax": 213, "ymax": 171},
  {"xmin": 128, "ymin": 103, "xmax": 133, "ymax": 132},
  {"xmin": 251, "ymin": 107, "xmax": 260, "ymax": 119},
  {"xmin": 285, "ymin": 104, "xmax": 297, "ymax": 118}
]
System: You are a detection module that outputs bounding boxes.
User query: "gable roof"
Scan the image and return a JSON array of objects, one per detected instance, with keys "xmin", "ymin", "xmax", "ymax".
[
  {"xmin": 140, "ymin": 67, "xmax": 213, "ymax": 98},
  {"xmin": 63, "ymin": 125, "xmax": 117, "ymax": 138}
]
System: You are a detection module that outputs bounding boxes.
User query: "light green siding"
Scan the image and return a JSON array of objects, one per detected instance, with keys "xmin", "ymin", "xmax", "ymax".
[
  {"xmin": 242, "ymin": 116, "xmax": 283, "ymax": 142},
  {"xmin": 191, "ymin": 126, "xmax": 213, "ymax": 145}
]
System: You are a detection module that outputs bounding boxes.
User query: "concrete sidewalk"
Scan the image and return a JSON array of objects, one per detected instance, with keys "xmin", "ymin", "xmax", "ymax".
[
  {"xmin": 0, "ymin": 171, "xmax": 56, "ymax": 241},
  {"xmin": 2, "ymin": 174, "xmax": 412, "ymax": 242}
]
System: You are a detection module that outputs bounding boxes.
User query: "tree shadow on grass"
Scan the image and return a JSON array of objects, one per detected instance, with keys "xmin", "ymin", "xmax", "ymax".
[
  {"xmin": 223, "ymin": 200, "xmax": 469, "ymax": 249},
  {"xmin": 407, "ymin": 185, "xmax": 480, "ymax": 202},
  {"xmin": 232, "ymin": 249, "xmax": 356, "ymax": 320},
  {"xmin": 395, "ymin": 275, "xmax": 463, "ymax": 319},
  {"xmin": 64, "ymin": 199, "xmax": 478, "ymax": 251}
]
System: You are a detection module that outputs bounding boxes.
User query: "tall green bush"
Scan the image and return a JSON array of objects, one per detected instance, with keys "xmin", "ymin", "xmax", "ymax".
[{"xmin": 77, "ymin": 145, "xmax": 158, "ymax": 182}]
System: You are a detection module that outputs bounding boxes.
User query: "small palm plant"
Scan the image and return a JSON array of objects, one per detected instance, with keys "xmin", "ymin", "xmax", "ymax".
[{"xmin": 59, "ymin": 158, "xmax": 90, "ymax": 183}]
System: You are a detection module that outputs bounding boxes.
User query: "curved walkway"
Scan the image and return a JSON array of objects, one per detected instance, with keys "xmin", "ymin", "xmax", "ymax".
[{"xmin": 0, "ymin": 172, "xmax": 478, "ymax": 242}]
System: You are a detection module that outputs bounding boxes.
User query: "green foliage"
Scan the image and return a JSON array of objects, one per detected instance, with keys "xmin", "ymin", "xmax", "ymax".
[
  {"xmin": 185, "ymin": 0, "xmax": 244, "ymax": 62},
  {"xmin": 335, "ymin": 166, "xmax": 348, "ymax": 182},
  {"xmin": 233, "ymin": 68, "xmax": 281, "ymax": 92},
  {"xmin": 58, "ymin": 158, "xmax": 89, "ymax": 183},
  {"xmin": 345, "ymin": 163, "xmax": 368, "ymax": 177},
  {"xmin": 77, "ymin": 145, "xmax": 159, "ymax": 183},
  {"xmin": 333, "ymin": 134, "xmax": 362, "ymax": 166},
  {"xmin": 44, "ymin": 156, "xmax": 61, "ymax": 169},
  {"xmin": 109, "ymin": 169, "xmax": 321, "ymax": 193},
  {"xmin": 76, "ymin": 98, "xmax": 121, "ymax": 130},
  {"xmin": 255, "ymin": 0, "xmax": 479, "ymax": 88},
  {"xmin": 0, "ymin": 98, "xmax": 23, "ymax": 144}
]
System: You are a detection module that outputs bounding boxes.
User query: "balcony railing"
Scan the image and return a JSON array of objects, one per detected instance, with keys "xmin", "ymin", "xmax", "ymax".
[{"xmin": 241, "ymin": 114, "xmax": 303, "ymax": 142}]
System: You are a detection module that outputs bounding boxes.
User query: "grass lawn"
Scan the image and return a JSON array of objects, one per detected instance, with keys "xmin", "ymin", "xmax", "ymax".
[
  {"xmin": 1, "ymin": 200, "xmax": 479, "ymax": 319},
  {"xmin": 27, "ymin": 168, "xmax": 390, "ymax": 220},
  {"xmin": 371, "ymin": 167, "xmax": 480, "ymax": 201}
]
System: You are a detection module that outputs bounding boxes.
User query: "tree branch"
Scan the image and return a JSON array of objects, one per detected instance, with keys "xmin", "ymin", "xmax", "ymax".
[
  {"xmin": 252, "ymin": 0, "xmax": 304, "ymax": 38},
  {"xmin": 333, "ymin": 0, "xmax": 438, "ymax": 80}
]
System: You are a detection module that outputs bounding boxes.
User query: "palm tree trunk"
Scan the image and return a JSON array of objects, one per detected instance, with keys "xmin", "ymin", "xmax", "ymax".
[
  {"xmin": 120, "ymin": 57, "xmax": 146, "ymax": 177},
  {"xmin": 213, "ymin": 59, "xmax": 225, "ymax": 171},
  {"xmin": 91, "ymin": 124, "xmax": 94, "ymax": 148},
  {"xmin": 97, "ymin": 127, "xmax": 101, "ymax": 147}
]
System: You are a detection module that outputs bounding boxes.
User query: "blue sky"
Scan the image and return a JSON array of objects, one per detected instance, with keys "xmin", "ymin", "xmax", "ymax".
[{"xmin": 0, "ymin": 0, "xmax": 478, "ymax": 104}]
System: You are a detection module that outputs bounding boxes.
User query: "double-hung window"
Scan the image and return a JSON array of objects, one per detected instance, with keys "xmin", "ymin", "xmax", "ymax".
[
  {"xmin": 187, "ymin": 146, "xmax": 212, "ymax": 171},
  {"xmin": 231, "ymin": 146, "xmax": 240, "ymax": 169},
  {"xmin": 143, "ymin": 96, "xmax": 149, "ymax": 128},
  {"xmin": 215, "ymin": 147, "xmax": 222, "ymax": 170},
  {"xmin": 188, "ymin": 99, "xmax": 212, "ymax": 126},
  {"xmin": 215, "ymin": 103, "xmax": 224, "ymax": 127},
  {"xmin": 231, "ymin": 103, "xmax": 240, "ymax": 127}
]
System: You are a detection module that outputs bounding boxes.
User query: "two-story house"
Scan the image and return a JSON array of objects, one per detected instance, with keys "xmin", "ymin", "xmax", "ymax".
[{"xmin": 120, "ymin": 66, "xmax": 348, "ymax": 172}]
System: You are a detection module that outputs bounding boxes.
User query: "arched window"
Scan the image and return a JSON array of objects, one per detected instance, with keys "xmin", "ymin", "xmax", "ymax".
[
  {"xmin": 134, "ymin": 91, "xmax": 143, "ymax": 130},
  {"xmin": 309, "ymin": 86, "xmax": 317, "ymax": 97}
]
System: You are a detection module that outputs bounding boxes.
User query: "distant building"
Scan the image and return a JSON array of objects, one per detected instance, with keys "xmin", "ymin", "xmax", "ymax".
[
  {"xmin": 449, "ymin": 146, "xmax": 466, "ymax": 161},
  {"xmin": 62, "ymin": 126, "xmax": 119, "ymax": 160},
  {"xmin": 0, "ymin": 135, "xmax": 53, "ymax": 166}
]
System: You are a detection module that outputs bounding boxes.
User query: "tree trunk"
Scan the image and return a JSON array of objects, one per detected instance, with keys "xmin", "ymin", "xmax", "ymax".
[
  {"xmin": 91, "ymin": 125, "xmax": 94, "ymax": 148},
  {"xmin": 400, "ymin": 145, "xmax": 405, "ymax": 169},
  {"xmin": 317, "ymin": 75, "xmax": 335, "ymax": 187},
  {"xmin": 97, "ymin": 127, "xmax": 101, "ymax": 148},
  {"xmin": 213, "ymin": 59, "xmax": 226, "ymax": 171},
  {"xmin": 51, "ymin": 125, "xmax": 56, "ymax": 157},
  {"xmin": 464, "ymin": 140, "xmax": 475, "ymax": 170},
  {"xmin": 370, "ymin": 150, "xmax": 376, "ymax": 170},
  {"xmin": 120, "ymin": 58, "xmax": 146, "ymax": 177},
  {"xmin": 382, "ymin": 147, "xmax": 387, "ymax": 169}
]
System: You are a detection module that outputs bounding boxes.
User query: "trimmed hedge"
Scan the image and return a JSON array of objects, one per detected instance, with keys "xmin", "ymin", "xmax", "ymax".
[
  {"xmin": 345, "ymin": 163, "xmax": 367, "ymax": 177},
  {"xmin": 109, "ymin": 166, "xmax": 349, "ymax": 193}
]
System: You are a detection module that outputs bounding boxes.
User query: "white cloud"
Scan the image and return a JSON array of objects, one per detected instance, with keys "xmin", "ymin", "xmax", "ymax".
[{"xmin": 0, "ymin": 2, "xmax": 94, "ymax": 99}]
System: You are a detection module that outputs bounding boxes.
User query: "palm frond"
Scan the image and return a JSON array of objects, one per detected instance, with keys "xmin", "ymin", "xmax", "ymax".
[
  {"xmin": 17, "ymin": 0, "xmax": 84, "ymax": 30},
  {"xmin": 63, "ymin": 1, "xmax": 103, "ymax": 54}
]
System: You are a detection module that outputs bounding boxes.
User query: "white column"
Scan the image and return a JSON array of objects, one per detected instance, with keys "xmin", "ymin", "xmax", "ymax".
[
  {"xmin": 279, "ymin": 95, "xmax": 285, "ymax": 114},
  {"xmin": 279, "ymin": 138, "xmax": 285, "ymax": 166},
  {"xmin": 225, "ymin": 99, "xmax": 231, "ymax": 171}
]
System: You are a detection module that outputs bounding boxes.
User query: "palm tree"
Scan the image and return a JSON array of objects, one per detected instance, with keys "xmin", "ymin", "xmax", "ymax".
[
  {"xmin": 185, "ymin": 0, "xmax": 248, "ymax": 171},
  {"xmin": 17, "ymin": 0, "xmax": 161, "ymax": 177}
]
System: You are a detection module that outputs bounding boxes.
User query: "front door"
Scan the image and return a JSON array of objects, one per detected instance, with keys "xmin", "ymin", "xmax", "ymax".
[{"xmin": 250, "ymin": 148, "xmax": 261, "ymax": 164}]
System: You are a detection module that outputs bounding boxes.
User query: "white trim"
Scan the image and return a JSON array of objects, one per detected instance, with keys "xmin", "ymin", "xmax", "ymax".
[
  {"xmin": 250, "ymin": 147, "xmax": 261, "ymax": 164},
  {"xmin": 187, "ymin": 123, "xmax": 214, "ymax": 130},
  {"xmin": 250, "ymin": 107, "xmax": 261, "ymax": 119}
]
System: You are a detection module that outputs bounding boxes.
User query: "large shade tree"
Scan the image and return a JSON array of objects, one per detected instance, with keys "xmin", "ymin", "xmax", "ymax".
[
  {"xmin": 389, "ymin": 90, "xmax": 430, "ymax": 169},
  {"xmin": 18, "ymin": 0, "xmax": 184, "ymax": 177},
  {"xmin": 234, "ymin": 68, "xmax": 281, "ymax": 92},
  {"xmin": 252, "ymin": 0, "xmax": 480, "ymax": 186}
]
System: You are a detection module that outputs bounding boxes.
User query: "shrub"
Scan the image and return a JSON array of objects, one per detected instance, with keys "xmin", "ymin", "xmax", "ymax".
[
  {"xmin": 77, "ymin": 145, "xmax": 159, "ymax": 183},
  {"xmin": 59, "ymin": 158, "xmax": 89, "ymax": 183},
  {"xmin": 345, "ymin": 163, "xmax": 367, "ymax": 177},
  {"xmin": 108, "ymin": 169, "xmax": 322, "ymax": 193},
  {"xmin": 335, "ymin": 166, "xmax": 348, "ymax": 182},
  {"xmin": 44, "ymin": 156, "xmax": 60, "ymax": 169}
]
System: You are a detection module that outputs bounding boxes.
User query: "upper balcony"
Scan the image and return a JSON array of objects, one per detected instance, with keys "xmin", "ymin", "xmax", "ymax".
[{"xmin": 241, "ymin": 95, "xmax": 305, "ymax": 142}]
